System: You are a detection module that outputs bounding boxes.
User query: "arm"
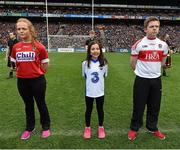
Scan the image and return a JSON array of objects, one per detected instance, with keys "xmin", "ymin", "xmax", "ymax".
[
  {"xmin": 130, "ymin": 40, "xmax": 140, "ymax": 70},
  {"xmin": 41, "ymin": 62, "xmax": 49, "ymax": 72},
  {"xmin": 104, "ymin": 64, "xmax": 108, "ymax": 77},
  {"xmin": 82, "ymin": 61, "xmax": 85, "ymax": 77},
  {"xmin": 5, "ymin": 47, "xmax": 10, "ymax": 61},
  {"xmin": 130, "ymin": 56, "xmax": 138, "ymax": 71},
  {"xmin": 161, "ymin": 42, "xmax": 169, "ymax": 68},
  {"xmin": 39, "ymin": 43, "xmax": 49, "ymax": 72},
  {"xmin": 85, "ymin": 40, "xmax": 89, "ymax": 50},
  {"xmin": 85, "ymin": 45, "xmax": 88, "ymax": 51}
]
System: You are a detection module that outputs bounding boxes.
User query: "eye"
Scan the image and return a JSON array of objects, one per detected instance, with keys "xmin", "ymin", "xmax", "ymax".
[
  {"xmin": 91, "ymin": 48, "xmax": 95, "ymax": 50},
  {"xmin": 149, "ymin": 25, "xmax": 159, "ymax": 28}
]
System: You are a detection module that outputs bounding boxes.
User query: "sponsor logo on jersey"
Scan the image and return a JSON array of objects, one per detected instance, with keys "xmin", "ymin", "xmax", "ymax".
[
  {"xmin": 16, "ymin": 52, "xmax": 35, "ymax": 62},
  {"xmin": 142, "ymin": 45, "xmax": 148, "ymax": 48},
  {"xmin": 23, "ymin": 45, "xmax": 30, "ymax": 48},
  {"xmin": 149, "ymin": 43, "xmax": 156, "ymax": 45},
  {"xmin": 139, "ymin": 50, "xmax": 163, "ymax": 62}
]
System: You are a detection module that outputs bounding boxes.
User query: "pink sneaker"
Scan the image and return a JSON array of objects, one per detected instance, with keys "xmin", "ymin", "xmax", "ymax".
[
  {"xmin": 98, "ymin": 126, "xmax": 105, "ymax": 139},
  {"xmin": 83, "ymin": 127, "xmax": 91, "ymax": 139},
  {"xmin": 21, "ymin": 130, "xmax": 32, "ymax": 140},
  {"xmin": 42, "ymin": 130, "xmax": 51, "ymax": 138}
]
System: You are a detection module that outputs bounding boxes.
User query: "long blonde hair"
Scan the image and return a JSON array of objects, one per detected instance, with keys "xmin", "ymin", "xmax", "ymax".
[{"xmin": 16, "ymin": 18, "xmax": 38, "ymax": 49}]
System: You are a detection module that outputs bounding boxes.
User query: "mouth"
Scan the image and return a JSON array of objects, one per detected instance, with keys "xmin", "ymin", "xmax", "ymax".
[
  {"xmin": 92, "ymin": 53, "xmax": 99, "ymax": 56},
  {"xmin": 92, "ymin": 54, "xmax": 99, "ymax": 58}
]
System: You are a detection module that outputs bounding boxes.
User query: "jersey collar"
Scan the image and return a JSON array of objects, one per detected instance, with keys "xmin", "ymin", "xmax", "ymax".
[
  {"xmin": 146, "ymin": 36, "xmax": 156, "ymax": 40},
  {"xmin": 91, "ymin": 59, "xmax": 98, "ymax": 63}
]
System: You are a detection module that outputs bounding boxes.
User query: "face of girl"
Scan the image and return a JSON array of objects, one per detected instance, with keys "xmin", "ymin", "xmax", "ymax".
[
  {"xmin": 16, "ymin": 21, "xmax": 31, "ymax": 42},
  {"xmin": 90, "ymin": 43, "xmax": 100, "ymax": 59}
]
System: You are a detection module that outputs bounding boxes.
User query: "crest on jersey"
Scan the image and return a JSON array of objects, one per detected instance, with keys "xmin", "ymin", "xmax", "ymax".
[
  {"xmin": 158, "ymin": 44, "xmax": 162, "ymax": 48},
  {"xmin": 149, "ymin": 43, "xmax": 155, "ymax": 45}
]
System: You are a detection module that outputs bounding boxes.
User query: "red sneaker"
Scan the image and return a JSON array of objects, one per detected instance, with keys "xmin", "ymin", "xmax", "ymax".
[
  {"xmin": 128, "ymin": 130, "xmax": 137, "ymax": 141},
  {"xmin": 150, "ymin": 130, "xmax": 166, "ymax": 140}
]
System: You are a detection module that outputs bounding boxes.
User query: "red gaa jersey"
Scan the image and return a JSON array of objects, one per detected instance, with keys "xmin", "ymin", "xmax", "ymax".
[
  {"xmin": 10, "ymin": 41, "xmax": 49, "ymax": 78},
  {"xmin": 131, "ymin": 37, "xmax": 169, "ymax": 78}
]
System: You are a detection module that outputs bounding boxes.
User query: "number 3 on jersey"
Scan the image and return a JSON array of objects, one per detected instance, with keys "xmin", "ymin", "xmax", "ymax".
[{"xmin": 91, "ymin": 72, "xmax": 99, "ymax": 83}]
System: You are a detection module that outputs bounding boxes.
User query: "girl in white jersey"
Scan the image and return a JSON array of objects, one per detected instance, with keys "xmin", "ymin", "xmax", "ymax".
[{"xmin": 82, "ymin": 40, "xmax": 108, "ymax": 139}]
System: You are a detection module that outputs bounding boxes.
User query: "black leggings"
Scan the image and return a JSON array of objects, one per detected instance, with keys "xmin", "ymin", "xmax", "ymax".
[
  {"xmin": 17, "ymin": 75, "xmax": 50, "ymax": 131},
  {"xmin": 85, "ymin": 96, "xmax": 104, "ymax": 127}
]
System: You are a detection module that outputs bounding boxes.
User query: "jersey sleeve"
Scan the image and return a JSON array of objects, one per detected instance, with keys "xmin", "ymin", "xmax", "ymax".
[
  {"xmin": 163, "ymin": 42, "xmax": 169, "ymax": 57},
  {"xmin": 131, "ymin": 40, "xmax": 142, "ymax": 57},
  {"xmin": 131, "ymin": 45, "xmax": 139, "ymax": 57},
  {"xmin": 10, "ymin": 45, "xmax": 16, "ymax": 62},
  {"xmin": 39, "ymin": 45, "xmax": 49, "ymax": 64}
]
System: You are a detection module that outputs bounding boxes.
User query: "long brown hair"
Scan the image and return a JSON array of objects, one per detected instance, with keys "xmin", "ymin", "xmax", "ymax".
[{"xmin": 86, "ymin": 40, "xmax": 108, "ymax": 68}]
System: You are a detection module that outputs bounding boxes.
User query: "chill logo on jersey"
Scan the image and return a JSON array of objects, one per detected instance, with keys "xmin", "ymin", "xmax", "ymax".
[
  {"xmin": 91, "ymin": 72, "xmax": 99, "ymax": 83},
  {"xmin": 16, "ymin": 51, "xmax": 35, "ymax": 62},
  {"xmin": 139, "ymin": 50, "xmax": 163, "ymax": 62}
]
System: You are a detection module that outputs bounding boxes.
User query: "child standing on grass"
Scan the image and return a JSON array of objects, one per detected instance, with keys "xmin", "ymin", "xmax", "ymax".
[
  {"xmin": 128, "ymin": 16, "xmax": 168, "ymax": 141},
  {"xmin": 82, "ymin": 40, "xmax": 108, "ymax": 139},
  {"xmin": 11, "ymin": 18, "xmax": 51, "ymax": 140}
]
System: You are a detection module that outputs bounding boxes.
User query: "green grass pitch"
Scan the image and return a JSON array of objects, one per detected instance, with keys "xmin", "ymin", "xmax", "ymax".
[{"xmin": 0, "ymin": 52, "xmax": 180, "ymax": 148}]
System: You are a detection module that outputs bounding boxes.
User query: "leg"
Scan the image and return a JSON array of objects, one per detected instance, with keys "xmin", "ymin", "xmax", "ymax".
[
  {"xmin": 7, "ymin": 57, "xmax": 13, "ymax": 78},
  {"xmin": 146, "ymin": 77, "xmax": 162, "ymax": 131},
  {"xmin": 95, "ymin": 96, "xmax": 104, "ymax": 126},
  {"xmin": 130, "ymin": 76, "xmax": 149, "ymax": 131},
  {"xmin": 85, "ymin": 96, "xmax": 94, "ymax": 127},
  {"xmin": 162, "ymin": 68, "xmax": 166, "ymax": 76},
  {"xmin": 17, "ymin": 78, "xmax": 35, "ymax": 131},
  {"xmin": 32, "ymin": 76, "xmax": 50, "ymax": 130}
]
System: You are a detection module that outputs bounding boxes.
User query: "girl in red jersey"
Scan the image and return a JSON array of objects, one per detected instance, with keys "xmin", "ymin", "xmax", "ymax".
[{"xmin": 10, "ymin": 18, "xmax": 51, "ymax": 140}]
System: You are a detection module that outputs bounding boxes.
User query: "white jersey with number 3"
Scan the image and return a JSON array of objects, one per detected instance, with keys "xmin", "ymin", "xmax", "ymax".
[{"xmin": 82, "ymin": 60, "xmax": 108, "ymax": 98}]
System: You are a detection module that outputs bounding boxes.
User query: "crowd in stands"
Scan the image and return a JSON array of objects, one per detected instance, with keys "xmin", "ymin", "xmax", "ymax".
[
  {"xmin": 0, "ymin": 21, "xmax": 59, "ymax": 48},
  {"xmin": 0, "ymin": 21, "xmax": 179, "ymax": 51},
  {"xmin": 0, "ymin": 6, "xmax": 180, "ymax": 17},
  {"xmin": 0, "ymin": 5, "xmax": 179, "ymax": 51}
]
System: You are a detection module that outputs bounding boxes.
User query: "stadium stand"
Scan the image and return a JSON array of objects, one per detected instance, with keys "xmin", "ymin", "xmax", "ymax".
[{"xmin": 0, "ymin": 0, "xmax": 179, "ymax": 52}]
